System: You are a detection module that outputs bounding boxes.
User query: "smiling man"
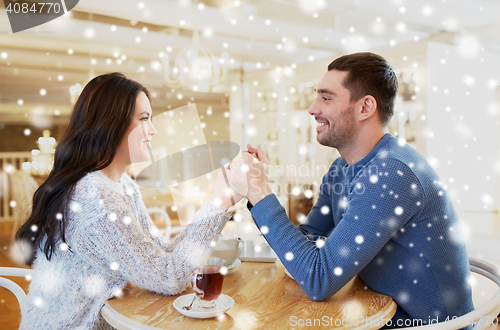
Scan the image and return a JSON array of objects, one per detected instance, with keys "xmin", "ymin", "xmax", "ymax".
[{"xmin": 243, "ymin": 52, "xmax": 474, "ymax": 328}]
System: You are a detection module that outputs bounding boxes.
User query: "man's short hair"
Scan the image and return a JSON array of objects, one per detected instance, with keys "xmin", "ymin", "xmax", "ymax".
[{"xmin": 328, "ymin": 52, "xmax": 398, "ymax": 127}]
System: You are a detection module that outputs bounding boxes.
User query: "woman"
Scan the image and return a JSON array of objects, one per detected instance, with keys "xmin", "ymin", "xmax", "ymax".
[{"xmin": 16, "ymin": 72, "xmax": 246, "ymax": 329}]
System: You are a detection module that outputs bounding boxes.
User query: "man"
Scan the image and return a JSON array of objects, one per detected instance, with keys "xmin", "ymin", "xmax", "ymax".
[{"xmin": 242, "ymin": 52, "xmax": 474, "ymax": 327}]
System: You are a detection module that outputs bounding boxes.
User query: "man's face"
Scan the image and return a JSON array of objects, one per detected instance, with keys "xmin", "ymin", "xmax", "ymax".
[{"xmin": 308, "ymin": 70, "xmax": 358, "ymax": 149}]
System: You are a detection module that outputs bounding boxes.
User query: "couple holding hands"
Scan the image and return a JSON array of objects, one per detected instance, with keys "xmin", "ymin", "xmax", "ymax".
[{"xmin": 17, "ymin": 52, "xmax": 474, "ymax": 329}]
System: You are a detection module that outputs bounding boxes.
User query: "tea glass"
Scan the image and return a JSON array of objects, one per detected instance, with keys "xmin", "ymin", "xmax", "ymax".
[{"xmin": 191, "ymin": 257, "xmax": 227, "ymax": 309}]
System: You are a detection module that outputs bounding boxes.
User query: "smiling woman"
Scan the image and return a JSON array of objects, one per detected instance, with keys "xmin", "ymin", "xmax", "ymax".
[{"xmin": 13, "ymin": 72, "xmax": 247, "ymax": 329}]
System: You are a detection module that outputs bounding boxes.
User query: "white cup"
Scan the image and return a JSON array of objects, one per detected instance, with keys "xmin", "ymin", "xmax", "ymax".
[{"xmin": 210, "ymin": 237, "xmax": 241, "ymax": 265}]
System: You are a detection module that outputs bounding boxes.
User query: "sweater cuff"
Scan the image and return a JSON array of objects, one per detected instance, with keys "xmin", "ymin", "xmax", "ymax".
[
  {"xmin": 199, "ymin": 201, "xmax": 230, "ymax": 224},
  {"xmin": 250, "ymin": 193, "xmax": 282, "ymax": 224}
]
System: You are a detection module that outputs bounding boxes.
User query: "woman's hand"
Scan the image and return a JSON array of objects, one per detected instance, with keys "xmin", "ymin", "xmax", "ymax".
[
  {"xmin": 208, "ymin": 155, "xmax": 248, "ymax": 212},
  {"xmin": 242, "ymin": 144, "xmax": 272, "ymax": 206}
]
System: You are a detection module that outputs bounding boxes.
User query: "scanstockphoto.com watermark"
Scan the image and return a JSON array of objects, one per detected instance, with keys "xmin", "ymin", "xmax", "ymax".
[
  {"xmin": 290, "ymin": 315, "xmax": 499, "ymax": 328},
  {"xmin": 290, "ymin": 316, "xmax": 392, "ymax": 328},
  {"xmin": 260, "ymin": 163, "xmax": 381, "ymax": 197}
]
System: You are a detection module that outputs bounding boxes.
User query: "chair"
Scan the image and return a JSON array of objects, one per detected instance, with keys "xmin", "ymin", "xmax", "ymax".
[
  {"xmin": 0, "ymin": 267, "xmax": 33, "ymax": 315},
  {"xmin": 147, "ymin": 207, "xmax": 172, "ymax": 243},
  {"xmin": 9, "ymin": 171, "xmax": 39, "ymax": 241},
  {"xmin": 402, "ymin": 257, "xmax": 500, "ymax": 330}
]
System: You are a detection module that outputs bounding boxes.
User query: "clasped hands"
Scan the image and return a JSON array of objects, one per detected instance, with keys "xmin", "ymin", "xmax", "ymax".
[{"xmin": 209, "ymin": 144, "xmax": 272, "ymax": 211}]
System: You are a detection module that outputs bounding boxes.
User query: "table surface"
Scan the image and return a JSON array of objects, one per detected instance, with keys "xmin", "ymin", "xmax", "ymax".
[{"xmin": 102, "ymin": 261, "xmax": 397, "ymax": 330}]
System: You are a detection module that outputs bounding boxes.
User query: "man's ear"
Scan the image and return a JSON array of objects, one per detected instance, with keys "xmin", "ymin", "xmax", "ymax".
[{"xmin": 357, "ymin": 95, "xmax": 377, "ymax": 122}]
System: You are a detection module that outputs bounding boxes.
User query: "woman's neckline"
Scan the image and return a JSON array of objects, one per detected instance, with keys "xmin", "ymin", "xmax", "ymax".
[{"xmin": 97, "ymin": 170, "xmax": 123, "ymax": 185}]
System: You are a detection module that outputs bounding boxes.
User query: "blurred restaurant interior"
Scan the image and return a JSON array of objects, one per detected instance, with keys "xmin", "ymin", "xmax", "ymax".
[{"xmin": 1, "ymin": 0, "xmax": 500, "ymax": 322}]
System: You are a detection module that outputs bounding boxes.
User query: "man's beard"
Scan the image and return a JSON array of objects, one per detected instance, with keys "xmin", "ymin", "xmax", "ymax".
[{"xmin": 317, "ymin": 104, "xmax": 356, "ymax": 149}]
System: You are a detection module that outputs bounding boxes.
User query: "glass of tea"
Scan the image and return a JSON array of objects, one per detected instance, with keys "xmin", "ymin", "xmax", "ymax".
[{"xmin": 191, "ymin": 257, "xmax": 227, "ymax": 309}]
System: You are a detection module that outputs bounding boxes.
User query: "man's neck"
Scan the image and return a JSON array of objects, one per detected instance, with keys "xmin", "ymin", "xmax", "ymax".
[{"xmin": 338, "ymin": 129, "xmax": 388, "ymax": 166}]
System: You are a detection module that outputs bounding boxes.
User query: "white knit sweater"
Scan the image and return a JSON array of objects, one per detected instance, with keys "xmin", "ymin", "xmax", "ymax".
[{"xmin": 20, "ymin": 170, "xmax": 229, "ymax": 329}]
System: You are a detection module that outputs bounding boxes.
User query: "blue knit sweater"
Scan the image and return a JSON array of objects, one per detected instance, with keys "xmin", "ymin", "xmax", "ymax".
[{"xmin": 250, "ymin": 133, "xmax": 474, "ymax": 327}]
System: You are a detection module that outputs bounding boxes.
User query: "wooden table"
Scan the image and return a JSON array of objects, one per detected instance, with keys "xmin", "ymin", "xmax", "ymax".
[{"xmin": 102, "ymin": 261, "xmax": 396, "ymax": 330}]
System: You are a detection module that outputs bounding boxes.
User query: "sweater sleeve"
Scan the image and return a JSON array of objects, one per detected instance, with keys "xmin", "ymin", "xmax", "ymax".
[
  {"xmin": 297, "ymin": 170, "xmax": 336, "ymax": 236},
  {"xmin": 73, "ymin": 201, "xmax": 229, "ymax": 296},
  {"xmin": 251, "ymin": 159, "xmax": 424, "ymax": 301}
]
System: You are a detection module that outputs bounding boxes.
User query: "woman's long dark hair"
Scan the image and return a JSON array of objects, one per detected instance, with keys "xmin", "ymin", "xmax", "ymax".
[{"xmin": 16, "ymin": 72, "xmax": 149, "ymax": 265}]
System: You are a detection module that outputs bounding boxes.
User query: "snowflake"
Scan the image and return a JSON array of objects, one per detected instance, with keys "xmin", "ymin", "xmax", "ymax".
[
  {"xmin": 33, "ymin": 297, "xmax": 43, "ymax": 307},
  {"xmin": 395, "ymin": 206, "xmax": 403, "ymax": 215},
  {"xmin": 60, "ymin": 243, "xmax": 68, "ymax": 251},
  {"xmin": 85, "ymin": 275, "xmax": 106, "ymax": 297},
  {"xmin": 334, "ymin": 267, "xmax": 343, "ymax": 276},
  {"xmin": 261, "ymin": 226, "xmax": 269, "ymax": 234},
  {"xmin": 70, "ymin": 201, "xmax": 81, "ymax": 212},
  {"xmin": 113, "ymin": 288, "xmax": 123, "ymax": 298},
  {"xmin": 397, "ymin": 170, "xmax": 404, "ymax": 176},
  {"xmin": 150, "ymin": 227, "xmax": 161, "ymax": 237},
  {"xmin": 339, "ymin": 246, "xmax": 350, "ymax": 257},
  {"xmin": 123, "ymin": 216, "xmax": 131, "ymax": 225},
  {"xmin": 320, "ymin": 206, "xmax": 330, "ymax": 215},
  {"xmin": 220, "ymin": 267, "xmax": 228, "ymax": 275},
  {"xmin": 56, "ymin": 213, "xmax": 63, "ymax": 220},
  {"xmin": 285, "ymin": 252, "xmax": 294, "ymax": 261},
  {"xmin": 399, "ymin": 292, "xmax": 410, "ymax": 303},
  {"xmin": 31, "ymin": 225, "xmax": 38, "ymax": 232},
  {"xmin": 399, "ymin": 265, "xmax": 403, "ymax": 270},
  {"xmin": 370, "ymin": 175, "xmax": 378, "ymax": 184},
  {"xmin": 109, "ymin": 213, "xmax": 117, "ymax": 221},
  {"xmin": 110, "ymin": 262, "xmax": 119, "ymax": 270},
  {"xmin": 314, "ymin": 239, "xmax": 325, "ymax": 248},
  {"xmin": 355, "ymin": 235, "xmax": 364, "ymax": 244},
  {"xmin": 339, "ymin": 198, "xmax": 348, "ymax": 208},
  {"xmin": 411, "ymin": 184, "xmax": 417, "ymax": 189}
]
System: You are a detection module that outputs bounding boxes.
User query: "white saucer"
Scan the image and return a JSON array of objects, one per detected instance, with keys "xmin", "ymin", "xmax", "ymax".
[
  {"xmin": 173, "ymin": 293, "xmax": 234, "ymax": 319},
  {"xmin": 226, "ymin": 259, "xmax": 241, "ymax": 272}
]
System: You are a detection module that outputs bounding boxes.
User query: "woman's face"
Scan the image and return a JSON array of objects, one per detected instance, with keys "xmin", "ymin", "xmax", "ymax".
[{"xmin": 116, "ymin": 92, "xmax": 157, "ymax": 165}]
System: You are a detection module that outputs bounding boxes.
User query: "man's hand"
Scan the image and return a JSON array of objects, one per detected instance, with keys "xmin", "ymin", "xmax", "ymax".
[
  {"xmin": 243, "ymin": 144, "xmax": 273, "ymax": 205},
  {"xmin": 208, "ymin": 155, "xmax": 248, "ymax": 212}
]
